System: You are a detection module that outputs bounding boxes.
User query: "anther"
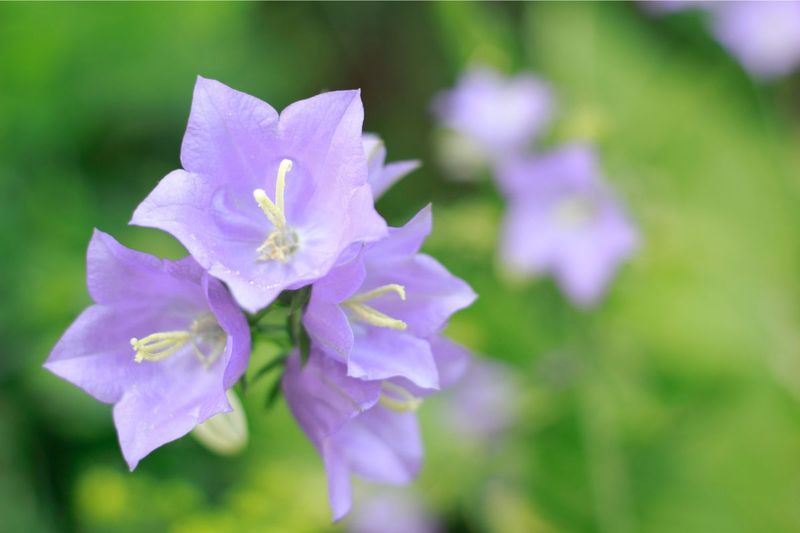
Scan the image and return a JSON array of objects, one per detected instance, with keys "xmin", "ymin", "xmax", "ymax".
[
  {"xmin": 343, "ymin": 284, "xmax": 408, "ymax": 330},
  {"xmin": 379, "ymin": 382, "xmax": 422, "ymax": 412},
  {"xmin": 131, "ymin": 331, "xmax": 191, "ymax": 363}
]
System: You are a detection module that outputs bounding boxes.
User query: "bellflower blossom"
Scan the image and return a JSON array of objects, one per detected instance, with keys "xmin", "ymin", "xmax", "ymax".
[
  {"xmin": 497, "ymin": 144, "xmax": 638, "ymax": 307},
  {"xmin": 132, "ymin": 77, "xmax": 387, "ymax": 313},
  {"xmin": 44, "ymin": 231, "xmax": 250, "ymax": 469},
  {"xmin": 283, "ymin": 334, "xmax": 471, "ymax": 520},
  {"xmin": 433, "ymin": 66, "xmax": 553, "ymax": 178},
  {"xmin": 302, "ymin": 205, "xmax": 476, "ymax": 390},
  {"xmin": 709, "ymin": 1, "xmax": 800, "ymax": 80},
  {"xmin": 363, "ymin": 133, "xmax": 419, "ymax": 199}
]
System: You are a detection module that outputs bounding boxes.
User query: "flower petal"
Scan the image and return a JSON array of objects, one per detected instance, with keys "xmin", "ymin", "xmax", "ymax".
[
  {"xmin": 348, "ymin": 328, "xmax": 439, "ymax": 390},
  {"xmin": 181, "ymin": 76, "xmax": 279, "ymax": 188}
]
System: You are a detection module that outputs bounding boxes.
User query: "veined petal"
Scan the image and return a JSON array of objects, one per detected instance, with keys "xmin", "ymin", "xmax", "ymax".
[
  {"xmin": 181, "ymin": 76, "xmax": 279, "ymax": 188},
  {"xmin": 335, "ymin": 405, "xmax": 422, "ymax": 485},
  {"xmin": 114, "ymin": 375, "xmax": 232, "ymax": 470}
]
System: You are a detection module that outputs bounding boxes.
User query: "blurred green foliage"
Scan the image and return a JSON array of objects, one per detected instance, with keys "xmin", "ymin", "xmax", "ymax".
[{"xmin": 2, "ymin": 2, "xmax": 800, "ymax": 532}]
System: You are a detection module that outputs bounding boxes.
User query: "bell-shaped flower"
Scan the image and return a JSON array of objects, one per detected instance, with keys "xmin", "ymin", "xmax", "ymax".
[
  {"xmin": 497, "ymin": 144, "xmax": 638, "ymax": 307},
  {"xmin": 433, "ymin": 65, "xmax": 553, "ymax": 178},
  {"xmin": 131, "ymin": 77, "xmax": 387, "ymax": 313},
  {"xmin": 302, "ymin": 205, "xmax": 476, "ymax": 390},
  {"xmin": 362, "ymin": 133, "xmax": 419, "ymax": 199},
  {"xmin": 44, "ymin": 230, "xmax": 251, "ymax": 469},
  {"xmin": 282, "ymin": 349, "xmax": 422, "ymax": 521}
]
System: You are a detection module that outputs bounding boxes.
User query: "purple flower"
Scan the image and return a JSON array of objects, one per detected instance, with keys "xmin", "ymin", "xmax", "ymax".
[
  {"xmin": 44, "ymin": 231, "xmax": 250, "ymax": 469},
  {"xmin": 131, "ymin": 77, "xmax": 387, "ymax": 313},
  {"xmin": 347, "ymin": 489, "xmax": 440, "ymax": 533},
  {"xmin": 302, "ymin": 205, "xmax": 476, "ymax": 389},
  {"xmin": 363, "ymin": 133, "xmax": 419, "ymax": 199},
  {"xmin": 709, "ymin": 1, "xmax": 800, "ymax": 80},
  {"xmin": 433, "ymin": 66, "xmax": 554, "ymax": 177},
  {"xmin": 497, "ymin": 144, "xmax": 638, "ymax": 307},
  {"xmin": 283, "ymin": 334, "xmax": 468, "ymax": 520},
  {"xmin": 282, "ymin": 350, "xmax": 422, "ymax": 521}
]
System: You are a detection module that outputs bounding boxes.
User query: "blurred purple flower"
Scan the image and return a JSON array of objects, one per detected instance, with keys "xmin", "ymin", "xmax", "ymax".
[
  {"xmin": 131, "ymin": 77, "xmax": 387, "ymax": 313},
  {"xmin": 709, "ymin": 1, "xmax": 800, "ymax": 80},
  {"xmin": 44, "ymin": 231, "xmax": 250, "ymax": 469},
  {"xmin": 433, "ymin": 66, "xmax": 554, "ymax": 178},
  {"xmin": 363, "ymin": 133, "xmax": 420, "ymax": 199},
  {"xmin": 348, "ymin": 489, "xmax": 440, "ymax": 533},
  {"xmin": 497, "ymin": 144, "xmax": 638, "ymax": 307},
  {"xmin": 282, "ymin": 350, "xmax": 422, "ymax": 521},
  {"xmin": 441, "ymin": 357, "xmax": 519, "ymax": 441},
  {"xmin": 302, "ymin": 205, "xmax": 476, "ymax": 389}
]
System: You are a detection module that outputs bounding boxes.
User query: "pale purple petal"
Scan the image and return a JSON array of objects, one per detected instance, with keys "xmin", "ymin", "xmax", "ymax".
[
  {"xmin": 348, "ymin": 327, "xmax": 439, "ymax": 390},
  {"xmin": 363, "ymin": 132, "xmax": 419, "ymax": 199},
  {"xmin": 304, "ymin": 252, "xmax": 366, "ymax": 360},
  {"xmin": 113, "ymin": 366, "xmax": 232, "ymax": 470},
  {"xmin": 204, "ymin": 274, "xmax": 251, "ymax": 389},
  {"xmin": 334, "ymin": 406, "xmax": 421, "ymax": 485},
  {"xmin": 181, "ymin": 76, "xmax": 279, "ymax": 189},
  {"xmin": 366, "ymin": 204, "xmax": 432, "ymax": 258},
  {"xmin": 323, "ymin": 442, "xmax": 354, "ymax": 521}
]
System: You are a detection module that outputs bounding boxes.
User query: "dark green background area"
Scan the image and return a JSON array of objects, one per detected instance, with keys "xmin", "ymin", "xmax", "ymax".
[{"xmin": 2, "ymin": 3, "xmax": 800, "ymax": 532}]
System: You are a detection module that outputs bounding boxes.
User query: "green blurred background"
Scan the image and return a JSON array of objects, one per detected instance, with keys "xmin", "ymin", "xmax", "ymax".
[{"xmin": 3, "ymin": 2, "xmax": 800, "ymax": 532}]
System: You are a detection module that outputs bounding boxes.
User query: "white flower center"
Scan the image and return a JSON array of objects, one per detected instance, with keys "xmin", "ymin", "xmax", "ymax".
[
  {"xmin": 253, "ymin": 159, "xmax": 299, "ymax": 263},
  {"xmin": 130, "ymin": 313, "xmax": 225, "ymax": 369},
  {"xmin": 342, "ymin": 284, "xmax": 408, "ymax": 331},
  {"xmin": 553, "ymin": 194, "xmax": 598, "ymax": 229}
]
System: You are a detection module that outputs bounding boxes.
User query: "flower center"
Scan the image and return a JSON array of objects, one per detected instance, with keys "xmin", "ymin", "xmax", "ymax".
[
  {"xmin": 379, "ymin": 382, "xmax": 422, "ymax": 412},
  {"xmin": 130, "ymin": 313, "xmax": 225, "ymax": 369},
  {"xmin": 253, "ymin": 159, "xmax": 299, "ymax": 263},
  {"xmin": 553, "ymin": 194, "xmax": 598, "ymax": 229},
  {"xmin": 342, "ymin": 284, "xmax": 408, "ymax": 331}
]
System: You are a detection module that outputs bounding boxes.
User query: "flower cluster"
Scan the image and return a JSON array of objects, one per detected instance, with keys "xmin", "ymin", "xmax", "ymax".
[
  {"xmin": 434, "ymin": 66, "xmax": 639, "ymax": 308},
  {"xmin": 45, "ymin": 77, "xmax": 475, "ymax": 519}
]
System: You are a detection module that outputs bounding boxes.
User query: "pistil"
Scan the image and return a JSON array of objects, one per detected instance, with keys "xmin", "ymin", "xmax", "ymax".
[{"xmin": 253, "ymin": 159, "xmax": 299, "ymax": 263}]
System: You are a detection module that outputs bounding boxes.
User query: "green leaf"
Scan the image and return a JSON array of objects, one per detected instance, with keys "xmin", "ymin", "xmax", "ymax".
[
  {"xmin": 264, "ymin": 376, "xmax": 283, "ymax": 410},
  {"xmin": 250, "ymin": 353, "xmax": 289, "ymax": 385},
  {"xmin": 286, "ymin": 286, "xmax": 312, "ymax": 365}
]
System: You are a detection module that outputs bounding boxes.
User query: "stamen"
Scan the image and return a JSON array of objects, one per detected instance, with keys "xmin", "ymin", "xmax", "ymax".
[
  {"xmin": 379, "ymin": 382, "xmax": 422, "ymax": 412},
  {"xmin": 131, "ymin": 331, "xmax": 191, "ymax": 363},
  {"xmin": 347, "ymin": 284, "xmax": 406, "ymax": 303},
  {"xmin": 343, "ymin": 284, "xmax": 408, "ymax": 330},
  {"xmin": 130, "ymin": 313, "xmax": 225, "ymax": 367}
]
